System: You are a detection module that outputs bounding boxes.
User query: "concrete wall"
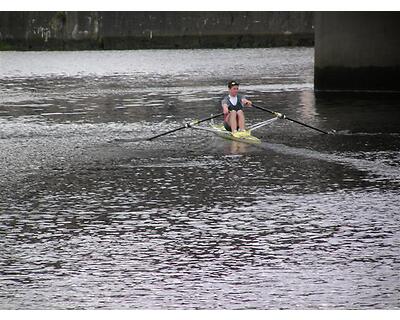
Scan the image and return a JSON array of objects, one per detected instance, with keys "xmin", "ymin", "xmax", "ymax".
[
  {"xmin": 0, "ymin": 12, "xmax": 314, "ymax": 50},
  {"xmin": 314, "ymin": 12, "xmax": 400, "ymax": 92}
]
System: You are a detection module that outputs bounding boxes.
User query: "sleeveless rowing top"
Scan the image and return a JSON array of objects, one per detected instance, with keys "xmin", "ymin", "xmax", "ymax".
[{"xmin": 221, "ymin": 94, "xmax": 245, "ymax": 112}]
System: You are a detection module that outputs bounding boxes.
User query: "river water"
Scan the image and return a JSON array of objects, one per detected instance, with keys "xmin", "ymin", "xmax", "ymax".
[{"xmin": 0, "ymin": 48, "xmax": 399, "ymax": 309}]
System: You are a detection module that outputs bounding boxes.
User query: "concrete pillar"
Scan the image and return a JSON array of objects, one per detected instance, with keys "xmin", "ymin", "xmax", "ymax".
[{"xmin": 314, "ymin": 12, "xmax": 400, "ymax": 92}]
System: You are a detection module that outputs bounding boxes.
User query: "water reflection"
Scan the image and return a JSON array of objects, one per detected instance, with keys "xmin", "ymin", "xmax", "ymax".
[{"xmin": 1, "ymin": 48, "xmax": 399, "ymax": 309}]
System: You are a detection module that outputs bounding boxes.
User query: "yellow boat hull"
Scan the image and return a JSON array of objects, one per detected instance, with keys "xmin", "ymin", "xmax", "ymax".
[{"xmin": 211, "ymin": 124, "xmax": 261, "ymax": 144}]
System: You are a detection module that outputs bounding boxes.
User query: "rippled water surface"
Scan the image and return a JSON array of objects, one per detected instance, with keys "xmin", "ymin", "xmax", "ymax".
[{"xmin": 0, "ymin": 48, "xmax": 399, "ymax": 309}]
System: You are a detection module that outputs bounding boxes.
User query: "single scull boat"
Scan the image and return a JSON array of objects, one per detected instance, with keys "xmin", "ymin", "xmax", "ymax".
[{"xmin": 146, "ymin": 104, "xmax": 331, "ymax": 142}]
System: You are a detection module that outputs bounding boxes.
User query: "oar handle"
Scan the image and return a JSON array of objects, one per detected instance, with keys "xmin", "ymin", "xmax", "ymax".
[
  {"xmin": 251, "ymin": 103, "xmax": 329, "ymax": 135},
  {"xmin": 148, "ymin": 112, "xmax": 224, "ymax": 141}
]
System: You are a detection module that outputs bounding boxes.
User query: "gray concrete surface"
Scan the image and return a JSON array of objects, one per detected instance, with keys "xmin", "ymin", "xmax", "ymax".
[
  {"xmin": 314, "ymin": 12, "xmax": 400, "ymax": 92},
  {"xmin": 0, "ymin": 12, "xmax": 314, "ymax": 50}
]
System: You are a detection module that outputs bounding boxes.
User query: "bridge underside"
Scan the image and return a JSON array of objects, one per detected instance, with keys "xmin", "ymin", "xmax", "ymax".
[{"xmin": 314, "ymin": 12, "xmax": 400, "ymax": 92}]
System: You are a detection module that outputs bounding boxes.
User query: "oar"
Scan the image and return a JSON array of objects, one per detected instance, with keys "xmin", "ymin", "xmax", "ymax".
[
  {"xmin": 148, "ymin": 112, "xmax": 224, "ymax": 141},
  {"xmin": 251, "ymin": 103, "xmax": 330, "ymax": 135}
]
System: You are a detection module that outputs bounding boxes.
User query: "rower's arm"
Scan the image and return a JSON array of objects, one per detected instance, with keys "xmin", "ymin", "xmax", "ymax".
[
  {"xmin": 222, "ymin": 104, "xmax": 229, "ymax": 115},
  {"xmin": 241, "ymin": 97, "xmax": 252, "ymax": 106},
  {"xmin": 221, "ymin": 98, "xmax": 229, "ymax": 115}
]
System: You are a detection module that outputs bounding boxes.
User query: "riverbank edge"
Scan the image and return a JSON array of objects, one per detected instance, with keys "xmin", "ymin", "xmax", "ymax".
[{"xmin": 0, "ymin": 33, "xmax": 314, "ymax": 51}]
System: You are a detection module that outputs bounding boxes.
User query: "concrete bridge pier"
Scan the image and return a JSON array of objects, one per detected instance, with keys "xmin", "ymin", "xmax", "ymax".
[{"xmin": 314, "ymin": 12, "xmax": 400, "ymax": 93}]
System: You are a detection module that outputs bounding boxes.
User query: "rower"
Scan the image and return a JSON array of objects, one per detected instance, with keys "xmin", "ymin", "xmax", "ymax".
[{"xmin": 221, "ymin": 80, "xmax": 252, "ymax": 138}]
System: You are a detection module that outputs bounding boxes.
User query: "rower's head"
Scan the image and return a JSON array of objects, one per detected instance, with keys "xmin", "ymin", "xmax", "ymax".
[{"xmin": 228, "ymin": 80, "xmax": 239, "ymax": 96}]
